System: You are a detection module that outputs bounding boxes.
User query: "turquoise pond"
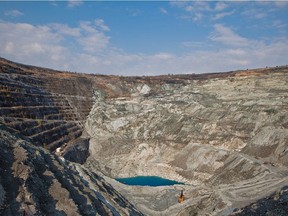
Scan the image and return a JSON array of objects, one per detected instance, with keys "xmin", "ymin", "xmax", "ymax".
[{"xmin": 115, "ymin": 176, "xmax": 184, "ymax": 187}]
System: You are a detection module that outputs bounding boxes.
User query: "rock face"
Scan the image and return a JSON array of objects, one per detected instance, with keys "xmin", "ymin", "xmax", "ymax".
[
  {"xmin": 0, "ymin": 125, "xmax": 142, "ymax": 215},
  {"xmin": 0, "ymin": 58, "xmax": 143, "ymax": 215},
  {"xmin": 86, "ymin": 67, "xmax": 288, "ymax": 180},
  {"xmin": 0, "ymin": 57, "xmax": 288, "ymax": 215},
  {"xmin": 85, "ymin": 67, "xmax": 288, "ymax": 215}
]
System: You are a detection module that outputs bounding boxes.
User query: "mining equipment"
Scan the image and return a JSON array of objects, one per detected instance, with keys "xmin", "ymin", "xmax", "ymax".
[{"xmin": 178, "ymin": 190, "xmax": 185, "ymax": 203}]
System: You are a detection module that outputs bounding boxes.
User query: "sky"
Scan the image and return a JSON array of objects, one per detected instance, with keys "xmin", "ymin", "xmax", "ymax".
[{"xmin": 0, "ymin": 1, "xmax": 287, "ymax": 76}]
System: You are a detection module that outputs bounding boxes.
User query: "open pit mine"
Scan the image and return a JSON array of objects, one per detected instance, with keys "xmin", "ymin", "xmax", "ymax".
[{"xmin": 0, "ymin": 57, "xmax": 287, "ymax": 216}]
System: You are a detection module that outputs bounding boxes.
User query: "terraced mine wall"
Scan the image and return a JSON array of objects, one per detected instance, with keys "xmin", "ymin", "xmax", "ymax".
[
  {"xmin": 1, "ymin": 57, "xmax": 288, "ymax": 215},
  {"xmin": 0, "ymin": 58, "xmax": 145, "ymax": 215},
  {"xmin": 0, "ymin": 58, "xmax": 95, "ymax": 163}
]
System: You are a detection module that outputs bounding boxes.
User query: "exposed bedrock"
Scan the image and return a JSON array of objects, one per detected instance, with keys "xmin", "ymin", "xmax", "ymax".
[
  {"xmin": 1, "ymin": 57, "xmax": 288, "ymax": 215},
  {"xmin": 85, "ymin": 67, "xmax": 288, "ymax": 215},
  {"xmin": 86, "ymin": 69, "xmax": 288, "ymax": 181},
  {"xmin": 0, "ymin": 126, "xmax": 143, "ymax": 215},
  {"xmin": 0, "ymin": 58, "xmax": 143, "ymax": 215}
]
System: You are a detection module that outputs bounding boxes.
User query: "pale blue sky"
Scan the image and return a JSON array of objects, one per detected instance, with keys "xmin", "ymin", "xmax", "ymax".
[{"xmin": 0, "ymin": 1, "xmax": 287, "ymax": 75}]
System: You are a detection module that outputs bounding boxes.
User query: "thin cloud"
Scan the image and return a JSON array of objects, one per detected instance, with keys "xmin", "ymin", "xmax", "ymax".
[
  {"xmin": 182, "ymin": 41, "xmax": 204, "ymax": 48},
  {"xmin": 49, "ymin": 23, "xmax": 81, "ymax": 37},
  {"xmin": 77, "ymin": 21, "xmax": 111, "ymax": 52},
  {"xmin": 272, "ymin": 20, "xmax": 287, "ymax": 29},
  {"xmin": 254, "ymin": 1, "xmax": 288, "ymax": 8},
  {"xmin": 185, "ymin": 5, "xmax": 193, "ymax": 12},
  {"xmin": 272, "ymin": 1, "xmax": 288, "ymax": 7},
  {"xmin": 49, "ymin": 0, "xmax": 58, "ymax": 7},
  {"xmin": 160, "ymin": 7, "xmax": 168, "ymax": 14},
  {"xmin": 126, "ymin": 8, "xmax": 141, "ymax": 17},
  {"xmin": 213, "ymin": 11, "xmax": 234, "ymax": 20},
  {"xmin": 194, "ymin": 13, "xmax": 203, "ymax": 22},
  {"xmin": 180, "ymin": 12, "xmax": 204, "ymax": 22},
  {"xmin": 192, "ymin": 1, "xmax": 212, "ymax": 11},
  {"xmin": 77, "ymin": 33, "xmax": 110, "ymax": 53},
  {"xmin": 210, "ymin": 24, "xmax": 249, "ymax": 46},
  {"xmin": 178, "ymin": 1, "xmax": 211, "ymax": 12},
  {"xmin": 95, "ymin": 19, "xmax": 110, "ymax": 32},
  {"xmin": 215, "ymin": 2, "xmax": 228, "ymax": 11},
  {"xmin": 242, "ymin": 8, "xmax": 267, "ymax": 20},
  {"xmin": 151, "ymin": 53, "xmax": 174, "ymax": 60},
  {"xmin": 4, "ymin": 10, "xmax": 24, "ymax": 17},
  {"xmin": 67, "ymin": 0, "xmax": 83, "ymax": 8},
  {"xmin": 171, "ymin": 1, "xmax": 227, "ymax": 23}
]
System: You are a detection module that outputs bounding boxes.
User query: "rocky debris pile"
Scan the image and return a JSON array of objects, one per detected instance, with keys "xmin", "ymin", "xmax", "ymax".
[{"xmin": 0, "ymin": 125, "xmax": 143, "ymax": 216}]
